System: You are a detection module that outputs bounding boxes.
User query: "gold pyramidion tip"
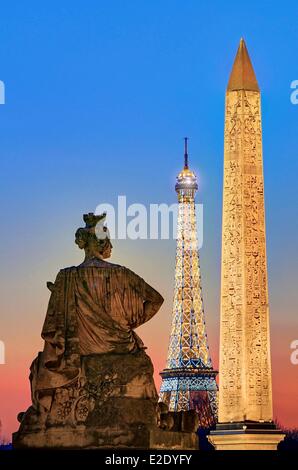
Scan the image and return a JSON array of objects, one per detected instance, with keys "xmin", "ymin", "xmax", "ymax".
[{"xmin": 227, "ymin": 38, "xmax": 259, "ymax": 92}]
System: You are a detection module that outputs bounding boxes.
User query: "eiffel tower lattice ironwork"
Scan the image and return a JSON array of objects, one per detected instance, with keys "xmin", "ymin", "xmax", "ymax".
[{"xmin": 159, "ymin": 139, "xmax": 218, "ymax": 428}]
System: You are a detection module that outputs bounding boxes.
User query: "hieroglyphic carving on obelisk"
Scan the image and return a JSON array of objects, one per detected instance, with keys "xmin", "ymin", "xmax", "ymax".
[{"xmin": 219, "ymin": 38, "xmax": 273, "ymax": 423}]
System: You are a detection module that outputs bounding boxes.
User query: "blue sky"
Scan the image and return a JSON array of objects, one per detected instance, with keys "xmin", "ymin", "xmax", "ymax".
[{"xmin": 1, "ymin": 0, "xmax": 297, "ymax": 312}]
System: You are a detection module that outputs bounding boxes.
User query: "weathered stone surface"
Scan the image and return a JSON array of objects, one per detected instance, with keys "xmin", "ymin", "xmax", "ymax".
[
  {"xmin": 158, "ymin": 408, "xmax": 199, "ymax": 433},
  {"xmin": 14, "ymin": 350, "xmax": 198, "ymax": 448},
  {"xmin": 150, "ymin": 428, "xmax": 198, "ymax": 450},
  {"xmin": 13, "ymin": 350, "xmax": 159, "ymax": 448}
]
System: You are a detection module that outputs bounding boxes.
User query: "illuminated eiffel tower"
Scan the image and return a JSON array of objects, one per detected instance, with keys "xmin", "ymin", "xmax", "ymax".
[{"xmin": 159, "ymin": 139, "xmax": 218, "ymax": 428}]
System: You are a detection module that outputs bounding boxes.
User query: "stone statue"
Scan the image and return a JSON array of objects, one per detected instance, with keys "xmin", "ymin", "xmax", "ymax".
[{"xmin": 13, "ymin": 212, "xmax": 198, "ymax": 449}]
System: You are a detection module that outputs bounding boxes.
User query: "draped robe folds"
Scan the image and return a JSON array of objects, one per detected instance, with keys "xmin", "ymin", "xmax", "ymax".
[{"xmin": 31, "ymin": 262, "xmax": 157, "ymax": 399}]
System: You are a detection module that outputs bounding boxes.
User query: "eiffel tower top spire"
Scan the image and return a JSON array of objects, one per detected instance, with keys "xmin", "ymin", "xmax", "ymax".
[
  {"xmin": 227, "ymin": 38, "xmax": 259, "ymax": 92},
  {"xmin": 175, "ymin": 138, "xmax": 198, "ymax": 193},
  {"xmin": 184, "ymin": 137, "xmax": 189, "ymax": 169}
]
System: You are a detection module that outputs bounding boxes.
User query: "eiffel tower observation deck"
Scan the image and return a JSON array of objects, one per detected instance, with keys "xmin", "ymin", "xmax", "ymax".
[{"xmin": 159, "ymin": 139, "xmax": 218, "ymax": 428}]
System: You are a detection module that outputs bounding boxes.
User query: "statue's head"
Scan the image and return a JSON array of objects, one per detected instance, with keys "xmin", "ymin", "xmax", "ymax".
[{"xmin": 75, "ymin": 212, "xmax": 113, "ymax": 260}]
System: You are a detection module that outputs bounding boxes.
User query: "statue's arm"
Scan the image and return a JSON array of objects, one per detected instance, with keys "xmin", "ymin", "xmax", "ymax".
[{"xmin": 143, "ymin": 282, "xmax": 164, "ymax": 321}]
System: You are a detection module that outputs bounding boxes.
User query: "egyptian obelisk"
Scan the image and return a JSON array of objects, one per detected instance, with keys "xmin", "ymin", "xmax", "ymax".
[{"xmin": 209, "ymin": 39, "xmax": 284, "ymax": 450}]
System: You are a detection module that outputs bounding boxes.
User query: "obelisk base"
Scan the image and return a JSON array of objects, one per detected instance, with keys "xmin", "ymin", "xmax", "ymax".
[{"xmin": 208, "ymin": 422, "xmax": 285, "ymax": 450}]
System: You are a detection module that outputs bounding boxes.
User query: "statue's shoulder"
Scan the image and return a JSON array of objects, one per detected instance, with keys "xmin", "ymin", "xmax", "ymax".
[
  {"xmin": 59, "ymin": 266, "xmax": 77, "ymax": 274},
  {"xmin": 116, "ymin": 266, "xmax": 147, "ymax": 288},
  {"xmin": 55, "ymin": 263, "xmax": 144, "ymax": 286},
  {"xmin": 76, "ymin": 258, "xmax": 123, "ymax": 270}
]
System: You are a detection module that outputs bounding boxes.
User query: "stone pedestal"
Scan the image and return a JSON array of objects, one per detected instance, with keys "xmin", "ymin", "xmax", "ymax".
[
  {"xmin": 208, "ymin": 422, "xmax": 285, "ymax": 450},
  {"xmin": 13, "ymin": 350, "xmax": 197, "ymax": 449},
  {"xmin": 150, "ymin": 428, "xmax": 197, "ymax": 450}
]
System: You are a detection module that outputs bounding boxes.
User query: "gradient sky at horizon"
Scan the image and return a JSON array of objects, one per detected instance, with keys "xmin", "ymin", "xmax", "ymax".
[{"xmin": 0, "ymin": 1, "xmax": 298, "ymax": 440}]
